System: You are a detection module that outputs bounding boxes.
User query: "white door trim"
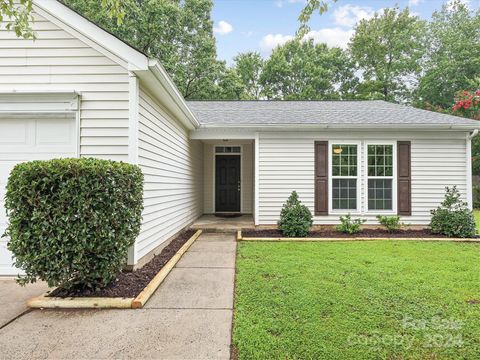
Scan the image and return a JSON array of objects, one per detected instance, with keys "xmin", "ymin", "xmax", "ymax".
[{"xmin": 213, "ymin": 145, "xmax": 243, "ymax": 213}]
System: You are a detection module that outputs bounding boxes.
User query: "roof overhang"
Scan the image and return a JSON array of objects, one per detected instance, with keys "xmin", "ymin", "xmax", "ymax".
[
  {"xmin": 191, "ymin": 123, "xmax": 480, "ymax": 139},
  {"xmin": 197, "ymin": 123, "xmax": 480, "ymax": 130},
  {"xmin": 134, "ymin": 61, "xmax": 200, "ymax": 130},
  {"xmin": 34, "ymin": 0, "xmax": 148, "ymax": 70},
  {"xmin": 33, "ymin": 0, "xmax": 199, "ymax": 130}
]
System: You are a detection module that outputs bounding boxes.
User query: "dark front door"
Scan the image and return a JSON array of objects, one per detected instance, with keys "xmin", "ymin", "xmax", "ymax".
[{"xmin": 215, "ymin": 155, "xmax": 241, "ymax": 212}]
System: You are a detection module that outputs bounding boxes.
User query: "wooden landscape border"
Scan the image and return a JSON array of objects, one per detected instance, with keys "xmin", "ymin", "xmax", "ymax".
[
  {"xmin": 237, "ymin": 231, "xmax": 480, "ymax": 243},
  {"xmin": 27, "ymin": 230, "xmax": 203, "ymax": 309}
]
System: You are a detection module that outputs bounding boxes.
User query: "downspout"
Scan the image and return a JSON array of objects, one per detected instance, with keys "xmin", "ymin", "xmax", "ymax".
[
  {"xmin": 468, "ymin": 129, "xmax": 479, "ymax": 140},
  {"xmin": 466, "ymin": 129, "xmax": 479, "ymax": 210}
]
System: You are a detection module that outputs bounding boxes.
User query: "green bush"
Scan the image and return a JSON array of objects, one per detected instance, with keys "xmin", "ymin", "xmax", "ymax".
[
  {"xmin": 473, "ymin": 185, "xmax": 480, "ymax": 209},
  {"xmin": 4, "ymin": 158, "xmax": 144, "ymax": 290},
  {"xmin": 336, "ymin": 214, "xmax": 365, "ymax": 234},
  {"xmin": 278, "ymin": 191, "xmax": 313, "ymax": 237},
  {"xmin": 376, "ymin": 215, "xmax": 402, "ymax": 232},
  {"xmin": 430, "ymin": 186, "xmax": 476, "ymax": 238}
]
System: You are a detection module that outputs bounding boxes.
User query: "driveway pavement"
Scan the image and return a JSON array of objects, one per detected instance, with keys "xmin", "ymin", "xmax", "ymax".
[
  {"xmin": 0, "ymin": 232, "xmax": 236, "ymax": 359},
  {"xmin": 0, "ymin": 278, "xmax": 49, "ymax": 327}
]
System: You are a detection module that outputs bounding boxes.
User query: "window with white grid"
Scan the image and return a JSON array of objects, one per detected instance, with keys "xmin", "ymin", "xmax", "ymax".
[
  {"xmin": 367, "ymin": 144, "xmax": 394, "ymax": 211},
  {"xmin": 331, "ymin": 144, "xmax": 358, "ymax": 210}
]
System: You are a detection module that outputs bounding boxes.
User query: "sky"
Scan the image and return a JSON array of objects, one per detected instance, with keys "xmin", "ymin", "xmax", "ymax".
[{"xmin": 211, "ymin": 0, "xmax": 479, "ymax": 65}]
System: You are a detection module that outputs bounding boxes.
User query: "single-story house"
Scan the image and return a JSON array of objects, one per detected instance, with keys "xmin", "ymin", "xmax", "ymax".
[{"xmin": 1, "ymin": 0, "xmax": 479, "ymax": 275}]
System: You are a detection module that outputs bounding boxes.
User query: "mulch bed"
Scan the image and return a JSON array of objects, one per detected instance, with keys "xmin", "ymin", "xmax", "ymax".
[
  {"xmin": 242, "ymin": 228, "xmax": 463, "ymax": 239},
  {"xmin": 49, "ymin": 229, "xmax": 196, "ymax": 298}
]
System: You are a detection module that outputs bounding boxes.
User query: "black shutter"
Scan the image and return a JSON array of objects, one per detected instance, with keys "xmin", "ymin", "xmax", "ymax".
[
  {"xmin": 397, "ymin": 141, "xmax": 411, "ymax": 216},
  {"xmin": 314, "ymin": 141, "xmax": 328, "ymax": 215}
]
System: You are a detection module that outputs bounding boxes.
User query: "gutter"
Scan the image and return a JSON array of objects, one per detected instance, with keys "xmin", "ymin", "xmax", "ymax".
[
  {"xmin": 468, "ymin": 129, "xmax": 479, "ymax": 139},
  {"xmin": 197, "ymin": 123, "xmax": 480, "ymax": 131}
]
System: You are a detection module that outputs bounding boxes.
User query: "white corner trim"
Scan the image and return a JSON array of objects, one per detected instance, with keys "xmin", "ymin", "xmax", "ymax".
[
  {"xmin": 34, "ymin": 0, "xmax": 149, "ymax": 70},
  {"xmin": 466, "ymin": 133, "xmax": 473, "ymax": 210},
  {"xmin": 254, "ymin": 132, "xmax": 260, "ymax": 225},
  {"xmin": 127, "ymin": 72, "xmax": 140, "ymax": 266},
  {"xmin": 128, "ymin": 72, "xmax": 140, "ymax": 165}
]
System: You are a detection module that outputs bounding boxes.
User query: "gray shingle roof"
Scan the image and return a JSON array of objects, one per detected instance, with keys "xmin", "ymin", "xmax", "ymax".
[{"xmin": 186, "ymin": 100, "xmax": 480, "ymax": 128}]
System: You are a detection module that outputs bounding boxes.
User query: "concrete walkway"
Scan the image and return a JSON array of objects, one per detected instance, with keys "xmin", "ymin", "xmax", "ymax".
[
  {"xmin": 0, "ymin": 278, "xmax": 49, "ymax": 327},
  {"xmin": 0, "ymin": 232, "xmax": 236, "ymax": 359}
]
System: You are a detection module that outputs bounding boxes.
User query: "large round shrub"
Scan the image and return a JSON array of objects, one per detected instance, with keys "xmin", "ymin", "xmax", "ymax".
[
  {"xmin": 278, "ymin": 191, "xmax": 313, "ymax": 237},
  {"xmin": 4, "ymin": 158, "xmax": 144, "ymax": 290},
  {"xmin": 430, "ymin": 186, "xmax": 476, "ymax": 238}
]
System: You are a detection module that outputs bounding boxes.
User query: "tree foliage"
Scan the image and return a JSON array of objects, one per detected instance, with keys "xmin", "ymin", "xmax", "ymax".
[
  {"xmin": 297, "ymin": 0, "xmax": 337, "ymax": 37},
  {"xmin": 0, "ymin": 0, "xmax": 125, "ymax": 39},
  {"xmin": 349, "ymin": 7, "xmax": 426, "ymax": 102},
  {"xmin": 416, "ymin": 1, "xmax": 480, "ymax": 109},
  {"xmin": 63, "ymin": 0, "xmax": 220, "ymax": 100},
  {"xmin": 260, "ymin": 39, "xmax": 357, "ymax": 100},
  {"xmin": 233, "ymin": 52, "xmax": 264, "ymax": 100}
]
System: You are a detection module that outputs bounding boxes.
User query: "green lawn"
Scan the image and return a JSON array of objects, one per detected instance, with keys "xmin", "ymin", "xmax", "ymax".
[
  {"xmin": 475, "ymin": 209, "xmax": 480, "ymax": 233},
  {"xmin": 233, "ymin": 241, "xmax": 480, "ymax": 359}
]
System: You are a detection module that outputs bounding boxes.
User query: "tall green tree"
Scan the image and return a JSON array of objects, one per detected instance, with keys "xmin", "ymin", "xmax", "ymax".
[
  {"xmin": 349, "ymin": 7, "xmax": 426, "ymax": 103},
  {"xmin": 207, "ymin": 63, "xmax": 245, "ymax": 100},
  {"xmin": 233, "ymin": 52, "xmax": 264, "ymax": 99},
  {"xmin": 64, "ymin": 0, "xmax": 220, "ymax": 100},
  {"xmin": 260, "ymin": 39, "xmax": 357, "ymax": 100},
  {"xmin": 416, "ymin": 1, "xmax": 480, "ymax": 109}
]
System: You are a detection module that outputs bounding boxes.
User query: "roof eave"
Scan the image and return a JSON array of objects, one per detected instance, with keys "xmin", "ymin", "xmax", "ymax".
[
  {"xmin": 134, "ymin": 60, "xmax": 199, "ymax": 130},
  {"xmin": 198, "ymin": 123, "xmax": 480, "ymax": 131},
  {"xmin": 34, "ymin": 0, "xmax": 149, "ymax": 70}
]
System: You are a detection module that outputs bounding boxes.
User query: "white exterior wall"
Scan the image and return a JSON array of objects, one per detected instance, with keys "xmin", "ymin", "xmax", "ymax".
[
  {"xmin": 257, "ymin": 131, "xmax": 469, "ymax": 225},
  {"xmin": 203, "ymin": 142, "xmax": 254, "ymax": 214},
  {"xmin": 0, "ymin": 12, "xmax": 130, "ymax": 161},
  {"xmin": 136, "ymin": 87, "xmax": 203, "ymax": 261}
]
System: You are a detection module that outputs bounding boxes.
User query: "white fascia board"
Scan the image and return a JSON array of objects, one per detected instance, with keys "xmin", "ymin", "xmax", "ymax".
[
  {"xmin": 33, "ymin": 0, "xmax": 149, "ymax": 70},
  {"xmin": 133, "ymin": 60, "xmax": 199, "ymax": 130},
  {"xmin": 196, "ymin": 124, "xmax": 480, "ymax": 131},
  {"xmin": 190, "ymin": 127, "xmax": 257, "ymax": 139}
]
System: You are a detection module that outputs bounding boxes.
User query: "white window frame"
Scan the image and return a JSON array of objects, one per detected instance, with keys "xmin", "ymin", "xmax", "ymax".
[
  {"xmin": 328, "ymin": 140, "xmax": 362, "ymax": 214},
  {"xmin": 364, "ymin": 141, "xmax": 397, "ymax": 214}
]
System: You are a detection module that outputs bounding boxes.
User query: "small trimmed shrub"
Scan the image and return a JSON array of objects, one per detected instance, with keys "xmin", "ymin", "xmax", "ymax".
[
  {"xmin": 376, "ymin": 215, "xmax": 402, "ymax": 232},
  {"xmin": 336, "ymin": 214, "xmax": 365, "ymax": 234},
  {"xmin": 4, "ymin": 158, "xmax": 144, "ymax": 290},
  {"xmin": 278, "ymin": 191, "xmax": 313, "ymax": 237},
  {"xmin": 430, "ymin": 186, "xmax": 476, "ymax": 238}
]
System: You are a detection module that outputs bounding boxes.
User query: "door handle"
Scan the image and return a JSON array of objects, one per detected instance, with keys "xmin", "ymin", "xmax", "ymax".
[{"xmin": 237, "ymin": 181, "xmax": 241, "ymax": 192}]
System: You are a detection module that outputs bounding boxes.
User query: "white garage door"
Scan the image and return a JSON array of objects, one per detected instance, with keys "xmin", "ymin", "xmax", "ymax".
[{"xmin": 0, "ymin": 117, "xmax": 77, "ymax": 275}]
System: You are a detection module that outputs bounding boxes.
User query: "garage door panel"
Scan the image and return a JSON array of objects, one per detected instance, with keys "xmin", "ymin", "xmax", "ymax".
[
  {"xmin": 0, "ymin": 119, "xmax": 29, "ymax": 144},
  {"xmin": 36, "ymin": 118, "xmax": 76, "ymax": 145},
  {"xmin": 0, "ymin": 117, "xmax": 77, "ymax": 275}
]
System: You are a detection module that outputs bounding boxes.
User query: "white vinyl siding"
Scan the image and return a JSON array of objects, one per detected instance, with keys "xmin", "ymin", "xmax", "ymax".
[
  {"xmin": 136, "ymin": 87, "xmax": 203, "ymax": 260},
  {"xmin": 203, "ymin": 142, "xmax": 254, "ymax": 214},
  {"xmin": 0, "ymin": 12, "xmax": 130, "ymax": 161},
  {"xmin": 258, "ymin": 131, "xmax": 469, "ymax": 225}
]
